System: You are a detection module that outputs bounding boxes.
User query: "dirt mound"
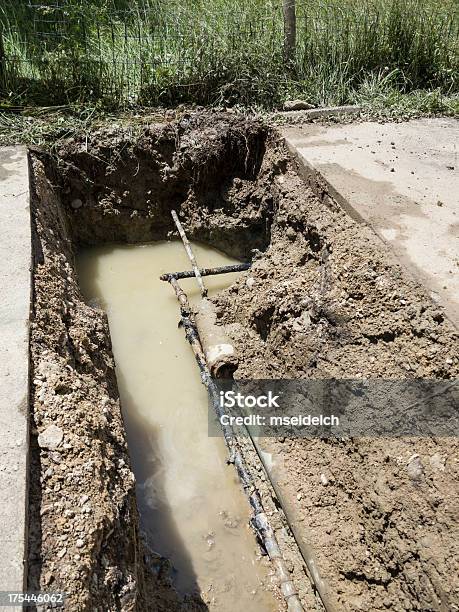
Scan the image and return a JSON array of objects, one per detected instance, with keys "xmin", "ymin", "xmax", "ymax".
[{"xmin": 213, "ymin": 139, "xmax": 459, "ymax": 611}]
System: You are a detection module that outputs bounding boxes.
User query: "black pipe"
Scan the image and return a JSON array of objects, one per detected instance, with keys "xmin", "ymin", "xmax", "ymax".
[{"xmin": 160, "ymin": 262, "xmax": 251, "ymax": 282}]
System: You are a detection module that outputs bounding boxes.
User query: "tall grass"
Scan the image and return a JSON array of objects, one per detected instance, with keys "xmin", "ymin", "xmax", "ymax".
[{"xmin": 0, "ymin": 0, "xmax": 458, "ymax": 108}]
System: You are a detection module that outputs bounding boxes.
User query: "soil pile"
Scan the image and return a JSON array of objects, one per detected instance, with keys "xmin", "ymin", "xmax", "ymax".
[{"xmin": 213, "ymin": 133, "xmax": 459, "ymax": 611}]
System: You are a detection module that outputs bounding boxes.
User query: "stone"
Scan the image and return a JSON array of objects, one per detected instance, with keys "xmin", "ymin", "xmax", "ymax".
[
  {"xmin": 406, "ymin": 454, "xmax": 424, "ymax": 481},
  {"xmin": 283, "ymin": 100, "xmax": 315, "ymax": 111},
  {"xmin": 71, "ymin": 198, "xmax": 83, "ymax": 209},
  {"xmin": 429, "ymin": 453, "xmax": 445, "ymax": 472},
  {"xmin": 38, "ymin": 424, "xmax": 64, "ymax": 450}
]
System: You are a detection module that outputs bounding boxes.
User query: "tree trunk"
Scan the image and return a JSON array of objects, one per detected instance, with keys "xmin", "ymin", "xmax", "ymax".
[{"xmin": 283, "ymin": 0, "xmax": 296, "ymax": 69}]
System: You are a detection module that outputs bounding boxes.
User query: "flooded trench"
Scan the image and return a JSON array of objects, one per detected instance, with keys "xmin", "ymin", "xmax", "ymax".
[
  {"xmin": 77, "ymin": 240, "xmax": 277, "ymax": 610},
  {"xmin": 27, "ymin": 114, "xmax": 304, "ymax": 610},
  {"xmin": 28, "ymin": 112, "xmax": 459, "ymax": 612}
]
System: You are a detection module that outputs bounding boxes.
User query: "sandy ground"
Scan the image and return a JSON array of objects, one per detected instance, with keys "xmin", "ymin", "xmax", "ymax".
[{"xmin": 28, "ymin": 113, "xmax": 458, "ymax": 611}]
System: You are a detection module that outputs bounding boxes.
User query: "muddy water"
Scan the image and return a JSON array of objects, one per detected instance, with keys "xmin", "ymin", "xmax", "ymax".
[{"xmin": 77, "ymin": 241, "xmax": 277, "ymax": 611}]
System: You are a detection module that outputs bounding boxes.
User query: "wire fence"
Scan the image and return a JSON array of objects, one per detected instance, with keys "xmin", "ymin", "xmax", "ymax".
[
  {"xmin": 0, "ymin": 1, "xmax": 283, "ymax": 105},
  {"xmin": 1, "ymin": 0, "xmax": 458, "ymax": 108}
]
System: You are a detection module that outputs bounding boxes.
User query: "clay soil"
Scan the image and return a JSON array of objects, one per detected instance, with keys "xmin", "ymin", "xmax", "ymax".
[{"xmin": 28, "ymin": 112, "xmax": 458, "ymax": 611}]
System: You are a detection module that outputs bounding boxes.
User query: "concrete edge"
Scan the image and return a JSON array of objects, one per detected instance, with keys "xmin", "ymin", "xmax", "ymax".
[
  {"xmin": 283, "ymin": 139, "xmax": 368, "ymax": 226},
  {"xmin": 282, "ymin": 136, "xmax": 459, "ymax": 332},
  {"xmin": 273, "ymin": 105, "xmax": 362, "ymax": 122},
  {"xmin": 0, "ymin": 145, "xmax": 32, "ymax": 595}
]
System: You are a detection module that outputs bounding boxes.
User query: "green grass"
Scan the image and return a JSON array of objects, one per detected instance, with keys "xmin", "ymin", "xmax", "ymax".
[
  {"xmin": 0, "ymin": 0, "xmax": 458, "ymax": 111},
  {"xmin": 0, "ymin": 105, "xmax": 153, "ymax": 148}
]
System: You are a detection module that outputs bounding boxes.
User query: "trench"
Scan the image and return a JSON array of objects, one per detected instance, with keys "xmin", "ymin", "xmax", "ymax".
[
  {"xmin": 76, "ymin": 240, "xmax": 278, "ymax": 610},
  {"xmin": 30, "ymin": 113, "xmax": 459, "ymax": 612}
]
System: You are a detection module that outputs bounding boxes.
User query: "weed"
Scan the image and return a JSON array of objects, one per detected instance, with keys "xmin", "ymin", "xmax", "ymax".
[{"xmin": 0, "ymin": 0, "xmax": 457, "ymax": 110}]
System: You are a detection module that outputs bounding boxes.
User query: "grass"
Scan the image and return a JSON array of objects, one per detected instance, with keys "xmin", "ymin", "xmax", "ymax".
[
  {"xmin": 0, "ymin": 105, "xmax": 151, "ymax": 148},
  {"xmin": 0, "ymin": 0, "xmax": 458, "ymax": 112}
]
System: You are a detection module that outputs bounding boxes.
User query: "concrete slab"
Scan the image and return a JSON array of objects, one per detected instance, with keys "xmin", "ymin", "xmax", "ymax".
[
  {"xmin": 282, "ymin": 119, "xmax": 459, "ymax": 326},
  {"xmin": 0, "ymin": 147, "xmax": 31, "ymax": 593},
  {"xmin": 274, "ymin": 105, "xmax": 361, "ymax": 122}
]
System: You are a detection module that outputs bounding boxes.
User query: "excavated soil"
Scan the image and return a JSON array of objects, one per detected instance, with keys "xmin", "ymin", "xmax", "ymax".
[
  {"xmin": 28, "ymin": 112, "xmax": 458, "ymax": 611},
  {"xmin": 213, "ymin": 159, "xmax": 459, "ymax": 611}
]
